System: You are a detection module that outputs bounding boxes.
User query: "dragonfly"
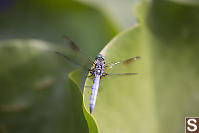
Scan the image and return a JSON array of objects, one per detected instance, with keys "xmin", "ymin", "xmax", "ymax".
[{"xmin": 56, "ymin": 36, "xmax": 140, "ymax": 114}]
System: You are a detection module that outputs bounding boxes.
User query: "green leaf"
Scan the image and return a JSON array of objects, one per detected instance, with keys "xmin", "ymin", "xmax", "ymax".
[
  {"xmin": 69, "ymin": 70, "xmax": 99, "ymax": 133},
  {"xmin": 0, "ymin": 0, "xmax": 118, "ymax": 133},
  {"xmin": 0, "ymin": 40, "xmax": 88, "ymax": 133},
  {"xmin": 83, "ymin": 25, "xmax": 157, "ymax": 133},
  {"xmin": 0, "ymin": 0, "xmax": 118, "ymax": 56},
  {"xmin": 77, "ymin": 0, "xmax": 138, "ymax": 29},
  {"xmin": 81, "ymin": 0, "xmax": 199, "ymax": 133},
  {"xmin": 147, "ymin": 1, "xmax": 199, "ymax": 133},
  {"xmin": 168, "ymin": 0, "xmax": 199, "ymax": 5}
]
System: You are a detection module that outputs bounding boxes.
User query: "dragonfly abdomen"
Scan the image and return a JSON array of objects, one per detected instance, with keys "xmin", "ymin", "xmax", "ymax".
[{"xmin": 89, "ymin": 75, "xmax": 100, "ymax": 114}]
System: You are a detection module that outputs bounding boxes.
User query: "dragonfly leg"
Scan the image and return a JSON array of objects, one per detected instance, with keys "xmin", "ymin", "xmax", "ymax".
[
  {"xmin": 101, "ymin": 72, "xmax": 108, "ymax": 78},
  {"xmin": 88, "ymin": 69, "xmax": 95, "ymax": 77}
]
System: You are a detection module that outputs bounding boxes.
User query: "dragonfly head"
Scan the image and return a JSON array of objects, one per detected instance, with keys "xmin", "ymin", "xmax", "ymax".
[{"xmin": 95, "ymin": 54, "xmax": 105, "ymax": 61}]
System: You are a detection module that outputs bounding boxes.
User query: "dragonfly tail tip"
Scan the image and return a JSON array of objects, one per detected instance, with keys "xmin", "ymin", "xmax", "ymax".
[{"xmin": 89, "ymin": 106, "xmax": 94, "ymax": 114}]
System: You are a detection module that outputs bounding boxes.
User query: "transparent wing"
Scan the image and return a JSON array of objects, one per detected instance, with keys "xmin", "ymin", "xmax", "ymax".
[
  {"xmin": 63, "ymin": 35, "xmax": 81, "ymax": 52},
  {"xmin": 108, "ymin": 73, "xmax": 138, "ymax": 76},
  {"xmin": 107, "ymin": 56, "xmax": 141, "ymax": 69},
  {"xmin": 55, "ymin": 51, "xmax": 80, "ymax": 66},
  {"xmin": 56, "ymin": 35, "xmax": 96, "ymax": 92},
  {"xmin": 56, "ymin": 35, "xmax": 95, "ymax": 69},
  {"xmin": 100, "ymin": 72, "xmax": 138, "ymax": 80},
  {"xmin": 100, "ymin": 56, "xmax": 141, "ymax": 81},
  {"xmin": 62, "ymin": 35, "xmax": 94, "ymax": 65}
]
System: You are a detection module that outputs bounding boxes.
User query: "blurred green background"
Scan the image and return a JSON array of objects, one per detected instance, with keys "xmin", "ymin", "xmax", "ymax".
[{"xmin": 1, "ymin": 0, "xmax": 199, "ymax": 133}]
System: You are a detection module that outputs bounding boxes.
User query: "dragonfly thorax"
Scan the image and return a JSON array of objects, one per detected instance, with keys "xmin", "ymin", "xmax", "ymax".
[{"xmin": 94, "ymin": 58, "xmax": 105, "ymax": 76}]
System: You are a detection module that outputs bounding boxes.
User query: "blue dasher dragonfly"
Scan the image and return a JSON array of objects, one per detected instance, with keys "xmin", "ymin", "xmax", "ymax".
[{"xmin": 56, "ymin": 36, "xmax": 140, "ymax": 114}]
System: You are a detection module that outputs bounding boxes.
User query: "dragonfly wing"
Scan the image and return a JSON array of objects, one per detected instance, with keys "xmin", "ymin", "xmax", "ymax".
[
  {"xmin": 56, "ymin": 36, "xmax": 96, "ymax": 69},
  {"xmin": 63, "ymin": 35, "xmax": 81, "ymax": 51},
  {"xmin": 108, "ymin": 56, "xmax": 141, "ymax": 68},
  {"xmin": 107, "ymin": 72, "xmax": 138, "ymax": 77},
  {"xmin": 56, "ymin": 51, "xmax": 92, "ymax": 71},
  {"xmin": 56, "ymin": 51, "xmax": 80, "ymax": 66},
  {"xmin": 122, "ymin": 56, "xmax": 141, "ymax": 65},
  {"xmin": 63, "ymin": 35, "xmax": 94, "ymax": 65}
]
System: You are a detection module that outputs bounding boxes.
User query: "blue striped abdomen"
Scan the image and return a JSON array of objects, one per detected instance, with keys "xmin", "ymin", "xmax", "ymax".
[{"xmin": 89, "ymin": 75, "xmax": 100, "ymax": 114}]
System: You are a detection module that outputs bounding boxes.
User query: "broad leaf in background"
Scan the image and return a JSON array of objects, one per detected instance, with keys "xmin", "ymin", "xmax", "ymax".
[
  {"xmin": 70, "ymin": 70, "xmax": 99, "ymax": 133},
  {"xmin": 147, "ymin": 0, "xmax": 199, "ymax": 133},
  {"xmin": 83, "ymin": 24, "xmax": 157, "ymax": 133},
  {"xmin": 0, "ymin": 40, "xmax": 89, "ymax": 133},
  {"xmin": 77, "ymin": 0, "xmax": 139, "ymax": 30},
  {"xmin": 0, "ymin": 0, "xmax": 118, "ymax": 56},
  {"xmin": 0, "ymin": 0, "xmax": 118, "ymax": 133},
  {"xmin": 81, "ymin": 0, "xmax": 199, "ymax": 133}
]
